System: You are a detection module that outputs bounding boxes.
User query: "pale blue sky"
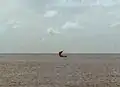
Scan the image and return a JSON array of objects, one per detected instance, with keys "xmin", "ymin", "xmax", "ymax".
[{"xmin": 0, "ymin": 0, "xmax": 120, "ymax": 53}]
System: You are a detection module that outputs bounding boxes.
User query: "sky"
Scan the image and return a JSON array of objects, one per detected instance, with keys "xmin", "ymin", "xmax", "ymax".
[{"xmin": 0, "ymin": 0, "xmax": 120, "ymax": 53}]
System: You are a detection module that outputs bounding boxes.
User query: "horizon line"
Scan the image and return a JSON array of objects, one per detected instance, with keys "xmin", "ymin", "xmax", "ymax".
[{"xmin": 0, "ymin": 52, "xmax": 120, "ymax": 55}]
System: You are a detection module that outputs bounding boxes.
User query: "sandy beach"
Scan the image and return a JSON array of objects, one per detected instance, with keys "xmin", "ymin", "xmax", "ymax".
[{"xmin": 0, "ymin": 54, "xmax": 120, "ymax": 87}]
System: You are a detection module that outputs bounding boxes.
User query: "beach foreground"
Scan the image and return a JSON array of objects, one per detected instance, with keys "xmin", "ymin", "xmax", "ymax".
[{"xmin": 0, "ymin": 54, "xmax": 120, "ymax": 87}]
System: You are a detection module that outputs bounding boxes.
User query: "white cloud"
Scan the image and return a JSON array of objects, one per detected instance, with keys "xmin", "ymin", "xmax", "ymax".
[
  {"xmin": 12, "ymin": 25, "xmax": 20, "ymax": 29},
  {"xmin": 62, "ymin": 21, "xmax": 83, "ymax": 29},
  {"xmin": 109, "ymin": 22, "xmax": 120, "ymax": 27},
  {"xmin": 44, "ymin": 10, "xmax": 58, "ymax": 18},
  {"xmin": 47, "ymin": 28, "xmax": 60, "ymax": 35},
  {"xmin": 7, "ymin": 20, "xmax": 21, "ymax": 29},
  {"xmin": 6, "ymin": 20, "xmax": 16, "ymax": 25}
]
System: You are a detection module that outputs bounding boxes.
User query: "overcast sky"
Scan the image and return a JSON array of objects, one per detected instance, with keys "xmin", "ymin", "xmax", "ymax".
[{"xmin": 0, "ymin": 0, "xmax": 120, "ymax": 53}]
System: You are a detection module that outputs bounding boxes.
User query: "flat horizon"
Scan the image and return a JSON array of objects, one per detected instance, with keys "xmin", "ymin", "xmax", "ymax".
[{"xmin": 0, "ymin": 52, "xmax": 120, "ymax": 55}]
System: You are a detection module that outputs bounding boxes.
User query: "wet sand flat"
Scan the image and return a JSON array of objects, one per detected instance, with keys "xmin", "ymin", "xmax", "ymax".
[{"xmin": 0, "ymin": 54, "xmax": 120, "ymax": 87}]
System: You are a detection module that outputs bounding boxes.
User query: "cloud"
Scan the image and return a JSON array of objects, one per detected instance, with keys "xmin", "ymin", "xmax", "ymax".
[
  {"xmin": 12, "ymin": 25, "xmax": 20, "ymax": 29},
  {"xmin": 61, "ymin": 21, "xmax": 83, "ymax": 29},
  {"xmin": 7, "ymin": 20, "xmax": 21, "ymax": 29},
  {"xmin": 6, "ymin": 20, "xmax": 16, "ymax": 25},
  {"xmin": 47, "ymin": 28, "xmax": 60, "ymax": 35},
  {"xmin": 109, "ymin": 22, "xmax": 120, "ymax": 28},
  {"xmin": 44, "ymin": 10, "xmax": 58, "ymax": 18}
]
